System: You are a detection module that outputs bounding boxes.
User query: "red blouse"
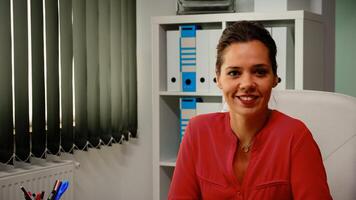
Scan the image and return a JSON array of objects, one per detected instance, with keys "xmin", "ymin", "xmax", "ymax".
[{"xmin": 168, "ymin": 110, "xmax": 332, "ymax": 200}]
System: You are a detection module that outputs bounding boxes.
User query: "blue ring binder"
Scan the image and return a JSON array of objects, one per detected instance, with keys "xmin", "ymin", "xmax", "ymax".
[{"xmin": 180, "ymin": 25, "xmax": 197, "ymax": 92}]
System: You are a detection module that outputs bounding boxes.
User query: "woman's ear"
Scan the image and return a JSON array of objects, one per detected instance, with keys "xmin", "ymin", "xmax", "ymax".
[
  {"xmin": 273, "ymin": 77, "xmax": 280, "ymax": 88},
  {"xmin": 216, "ymin": 75, "xmax": 222, "ymax": 89}
]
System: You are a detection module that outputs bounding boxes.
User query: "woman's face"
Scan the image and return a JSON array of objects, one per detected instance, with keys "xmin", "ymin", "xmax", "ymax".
[{"xmin": 217, "ymin": 40, "xmax": 277, "ymax": 118}]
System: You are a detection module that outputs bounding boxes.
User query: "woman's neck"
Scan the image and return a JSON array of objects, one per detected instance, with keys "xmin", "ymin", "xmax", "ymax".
[{"xmin": 230, "ymin": 109, "xmax": 271, "ymax": 145}]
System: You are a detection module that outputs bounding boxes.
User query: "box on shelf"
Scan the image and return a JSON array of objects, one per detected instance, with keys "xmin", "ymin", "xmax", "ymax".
[{"xmin": 177, "ymin": 0, "xmax": 235, "ymax": 15}]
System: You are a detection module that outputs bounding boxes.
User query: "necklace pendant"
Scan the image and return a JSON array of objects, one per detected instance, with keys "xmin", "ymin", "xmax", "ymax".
[{"xmin": 241, "ymin": 146, "xmax": 250, "ymax": 153}]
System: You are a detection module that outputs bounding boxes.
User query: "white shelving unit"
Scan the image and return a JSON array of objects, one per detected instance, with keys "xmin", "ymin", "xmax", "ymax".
[{"xmin": 152, "ymin": 10, "xmax": 325, "ymax": 200}]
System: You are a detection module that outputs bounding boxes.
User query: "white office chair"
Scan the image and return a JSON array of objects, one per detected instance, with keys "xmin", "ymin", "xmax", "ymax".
[{"xmin": 268, "ymin": 90, "xmax": 356, "ymax": 200}]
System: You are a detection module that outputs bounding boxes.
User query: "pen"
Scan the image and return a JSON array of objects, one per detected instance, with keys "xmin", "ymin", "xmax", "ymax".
[
  {"xmin": 47, "ymin": 180, "xmax": 59, "ymax": 200},
  {"xmin": 20, "ymin": 186, "xmax": 32, "ymax": 200},
  {"xmin": 35, "ymin": 192, "xmax": 42, "ymax": 200},
  {"xmin": 40, "ymin": 191, "xmax": 45, "ymax": 200},
  {"xmin": 54, "ymin": 181, "xmax": 69, "ymax": 200},
  {"xmin": 51, "ymin": 181, "xmax": 62, "ymax": 200}
]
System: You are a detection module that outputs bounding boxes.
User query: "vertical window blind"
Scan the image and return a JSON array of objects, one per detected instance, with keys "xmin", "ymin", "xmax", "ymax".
[{"xmin": 0, "ymin": 0, "xmax": 137, "ymax": 165}]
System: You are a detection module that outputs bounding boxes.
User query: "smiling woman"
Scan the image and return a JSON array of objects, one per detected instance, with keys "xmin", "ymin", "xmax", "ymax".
[{"xmin": 168, "ymin": 21, "xmax": 333, "ymax": 200}]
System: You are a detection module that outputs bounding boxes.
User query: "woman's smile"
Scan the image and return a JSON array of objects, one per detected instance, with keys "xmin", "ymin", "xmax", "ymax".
[{"xmin": 235, "ymin": 94, "xmax": 259, "ymax": 106}]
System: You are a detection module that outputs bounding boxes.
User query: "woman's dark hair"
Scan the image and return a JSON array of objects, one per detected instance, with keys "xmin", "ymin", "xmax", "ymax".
[{"xmin": 216, "ymin": 21, "xmax": 277, "ymax": 76}]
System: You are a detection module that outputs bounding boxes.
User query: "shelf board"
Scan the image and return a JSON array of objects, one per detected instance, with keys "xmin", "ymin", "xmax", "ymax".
[
  {"xmin": 152, "ymin": 10, "xmax": 322, "ymax": 25},
  {"xmin": 159, "ymin": 91, "xmax": 222, "ymax": 97},
  {"xmin": 160, "ymin": 158, "xmax": 177, "ymax": 167}
]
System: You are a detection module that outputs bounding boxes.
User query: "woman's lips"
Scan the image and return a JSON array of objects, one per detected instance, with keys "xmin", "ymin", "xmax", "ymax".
[{"xmin": 236, "ymin": 95, "xmax": 258, "ymax": 106}]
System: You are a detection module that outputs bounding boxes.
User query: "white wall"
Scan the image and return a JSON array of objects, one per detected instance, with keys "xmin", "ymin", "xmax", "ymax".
[{"xmin": 59, "ymin": 1, "xmax": 176, "ymax": 200}]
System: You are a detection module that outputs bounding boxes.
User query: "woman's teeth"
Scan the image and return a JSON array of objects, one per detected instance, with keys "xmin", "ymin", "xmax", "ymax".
[{"xmin": 239, "ymin": 96, "xmax": 255, "ymax": 101}]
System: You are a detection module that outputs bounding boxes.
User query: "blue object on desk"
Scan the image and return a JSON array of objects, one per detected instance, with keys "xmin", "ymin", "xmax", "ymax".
[{"xmin": 54, "ymin": 181, "xmax": 69, "ymax": 200}]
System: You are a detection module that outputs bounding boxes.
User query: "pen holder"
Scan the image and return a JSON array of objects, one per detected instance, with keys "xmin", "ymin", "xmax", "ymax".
[{"xmin": 20, "ymin": 179, "xmax": 69, "ymax": 200}]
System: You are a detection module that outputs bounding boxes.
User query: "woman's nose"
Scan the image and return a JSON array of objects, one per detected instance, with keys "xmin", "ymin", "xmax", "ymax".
[{"xmin": 238, "ymin": 74, "xmax": 255, "ymax": 92}]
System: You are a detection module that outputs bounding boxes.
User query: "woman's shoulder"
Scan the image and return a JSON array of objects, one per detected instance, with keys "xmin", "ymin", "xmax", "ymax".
[
  {"xmin": 262, "ymin": 110, "xmax": 314, "ymax": 152},
  {"xmin": 187, "ymin": 112, "xmax": 229, "ymax": 138},
  {"xmin": 185, "ymin": 112, "xmax": 232, "ymax": 153},
  {"xmin": 271, "ymin": 110, "xmax": 308, "ymax": 131},
  {"xmin": 267, "ymin": 110, "xmax": 312, "ymax": 141},
  {"xmin": 189, "ymin": 112, "xmax": 228, "ymax": 126}
]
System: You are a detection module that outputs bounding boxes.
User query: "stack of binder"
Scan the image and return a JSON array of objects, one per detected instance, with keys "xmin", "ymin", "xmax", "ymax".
[
  {"xmin": 167, "ymin": 25, "xmax": 294, "ymax": 91},
  {"xmin": 166, "ymin": 26, "xmax": 222, "ymax": 93},
  {"xmin": 179, "ymin": 98, "xmax": 197, "ymax": 142}
]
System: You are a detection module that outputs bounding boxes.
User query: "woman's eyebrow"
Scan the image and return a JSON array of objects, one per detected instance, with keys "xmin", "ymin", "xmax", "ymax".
[
  {"xmin": 251, "ymin": 64, "xmax": 270, "ymax": 69},
  {"xmin": 251, "ymin": 64, "xmax": 272, "ymax": 70},
  {"xmin": 225, "ymin": 64, "xmax": 269, "ymax": 70},
  {"xmin": 225, "ymin": 66, "xmax": 241, "ymax": 70}
]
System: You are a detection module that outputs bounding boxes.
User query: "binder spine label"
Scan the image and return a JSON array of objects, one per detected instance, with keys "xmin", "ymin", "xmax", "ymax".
[
  {"xmin": 180, "ymin": 25, "xmax": 197, "ymax": 92},
  {"xmin": 179, "ymin": 98, "xmax": 197, "ymax": 142}
]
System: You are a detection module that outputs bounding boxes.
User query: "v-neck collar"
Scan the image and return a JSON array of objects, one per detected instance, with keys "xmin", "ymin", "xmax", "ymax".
[{"xmin": 224, "ymin": 110, "xmax": 277, "ymax": 190}]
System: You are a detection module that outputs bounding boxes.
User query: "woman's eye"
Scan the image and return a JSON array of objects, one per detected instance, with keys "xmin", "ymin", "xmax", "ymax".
[
  {"xmin": 227, "ymin": 71, "xmax": 240, "ymax": 77},
  {"xmin": 255, "ymin": 69, "xmax": 268, "ymax": 76}
]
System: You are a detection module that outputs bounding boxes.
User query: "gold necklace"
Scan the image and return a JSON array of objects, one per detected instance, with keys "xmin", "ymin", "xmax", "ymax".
[
  {"xmin": 240, "ymin": 142, "xmax": 253, "ymax": 153},
  {"xmin": 236, "ymin": 110, "xmax": 272, "ymax": 153}
]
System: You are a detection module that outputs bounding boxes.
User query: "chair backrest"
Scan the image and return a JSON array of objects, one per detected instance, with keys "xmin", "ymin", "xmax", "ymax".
[{"xmin": 269, "ymin": 90, "xmax": 356, "ymax": 200}]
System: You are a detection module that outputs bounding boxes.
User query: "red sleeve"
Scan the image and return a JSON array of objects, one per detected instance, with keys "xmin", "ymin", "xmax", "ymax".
[
  {"xmin": 168, "ymin": 122, "xmax": 201, "ymax": 200},
  {"xmin": 290, "ymin": 128, "xmax": 333, "ymax": 200}
]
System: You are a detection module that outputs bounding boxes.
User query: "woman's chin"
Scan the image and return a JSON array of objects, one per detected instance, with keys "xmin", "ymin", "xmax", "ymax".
[{"xmin": 228, "ymin": 102, "xmax": 269, "ymax": 117}]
